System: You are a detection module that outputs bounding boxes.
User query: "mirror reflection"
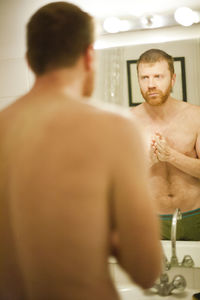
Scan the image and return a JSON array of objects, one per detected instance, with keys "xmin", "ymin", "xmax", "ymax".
[
  {"xmin": 131, "ymin": 48, "xmax": 200, "ymax": 241},
  {"xmin": 95, "ymin": 36, "xmax": 200, "ymax": 242}
]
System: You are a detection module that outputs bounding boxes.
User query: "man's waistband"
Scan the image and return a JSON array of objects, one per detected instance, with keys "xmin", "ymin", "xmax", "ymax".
[{"xmin": 159, "ymin": 208, "xmax": 200, "ymax": 220}]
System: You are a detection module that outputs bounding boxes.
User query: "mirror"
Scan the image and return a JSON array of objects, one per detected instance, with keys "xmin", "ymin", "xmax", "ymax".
[
  {"xmin": 1, "ymin": 0, "xmax": 200, "ymax": 269},
  {"xmin": 94, "ymin": 34, "xmax": 200, "ymax": 245}
]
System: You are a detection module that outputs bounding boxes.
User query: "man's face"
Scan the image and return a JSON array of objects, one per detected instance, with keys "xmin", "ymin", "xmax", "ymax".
[{"xmin": 138, "ymin": 60, "xmax": 175, "ymax": 106}]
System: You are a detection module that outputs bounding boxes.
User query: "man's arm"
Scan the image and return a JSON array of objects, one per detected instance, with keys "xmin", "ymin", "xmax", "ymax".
[
  {"xmin": 154, "ymin": 132, "xmax": 200, "ymax": 179},
  {"xmin": 111, "ymin": 116, "xmax": 162, "ymax": 289}
]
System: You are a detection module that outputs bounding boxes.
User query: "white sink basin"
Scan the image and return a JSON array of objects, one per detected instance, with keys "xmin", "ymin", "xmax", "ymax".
[
  {"xmin": 117, "ymin": 284, "xmax": 200, "ymax": 300},
  {"xmin": 109, "ymin": 240, "xmax": 200, "ymax": 299}
]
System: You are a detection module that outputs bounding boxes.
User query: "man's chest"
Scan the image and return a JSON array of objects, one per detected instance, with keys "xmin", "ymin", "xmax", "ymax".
[{"xmin": 141, "ymin": 121, "xmax": 197, "ymax": 156}]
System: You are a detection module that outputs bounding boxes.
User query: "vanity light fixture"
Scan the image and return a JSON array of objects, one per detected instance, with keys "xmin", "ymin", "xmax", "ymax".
[
  {"xmin": 100, "ymin": 7, "xmax": 200, "ymax": 35},
  {"xmin": 103, "ymin": 17, "xmax": 121, "ymax": 33},
  {"xmin": 141, "ymin": 15, "xmax": 153, "ymax": 27},
  {"xmin": 119, "ymin": 20, "xmax": 132, "ymax": 32},
  {"xmin": 103, "ymin": 17, "xmax": 132, "ymax": 33},
  {"xmin": 141, "ymin": 14, "xmax": 165, "ymax": 28},
  {"xmin": 174, "ymin": 6, "xmax": 200, "ymax": 27},
  {"xmin": 150, "ymin": 15, "xmax": 165, "ymax": 28}
]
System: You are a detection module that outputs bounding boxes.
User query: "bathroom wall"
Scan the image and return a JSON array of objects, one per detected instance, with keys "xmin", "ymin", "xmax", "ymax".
[{"xmin": 0, "ymin": 0, "xmax": 35, "ymax": 110}]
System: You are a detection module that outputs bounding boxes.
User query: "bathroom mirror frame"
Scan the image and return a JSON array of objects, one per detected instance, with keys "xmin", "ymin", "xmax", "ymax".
[{"xmin": 127, "ymin": 56, "xmax": 187, "ymax": 106}]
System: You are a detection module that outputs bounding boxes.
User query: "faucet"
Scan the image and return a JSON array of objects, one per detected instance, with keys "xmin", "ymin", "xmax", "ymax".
[
  {"xmin": 151, "ymin": 207, "xmax": 198, "ymax": 296},
  {"xmin": 151, "ymin": 208, "xmax": 191, "ymax": 296},
  {"xmin": 170, "ymin": 208, "xmax": 182, "ymax": 267},
  {"xmin": 152, "ymin": 244, "xmax": 187, "ymax": 296},
  {"xmin": 152, "ymin": 272, "xmax": 186, "ymax": 296},
  {"xmin": 169, "ymin": 208, "xmax": 194, "ymax": 268}
]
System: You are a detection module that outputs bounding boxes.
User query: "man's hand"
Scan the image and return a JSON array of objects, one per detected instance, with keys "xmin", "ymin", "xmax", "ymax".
[
  {"xmin": 150, "ymin": 138, "xmax": 159, "ymax": 166},
  {"xmin": 153, "ymin": 133, "xmax": 173, "ymax": 162}
]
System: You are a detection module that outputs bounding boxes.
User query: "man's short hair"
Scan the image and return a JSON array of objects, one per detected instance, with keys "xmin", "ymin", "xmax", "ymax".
[
  {"xmin": 137, "ymin": 49, "xmax": 174, "ymax": 76},
  {"xmin": 26, "ymin": 1, "xmax": 94, "ymax": 75}
]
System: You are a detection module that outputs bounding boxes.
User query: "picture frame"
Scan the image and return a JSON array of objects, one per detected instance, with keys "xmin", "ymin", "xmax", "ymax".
[{"xmin": 127, "ymin": 57, "xmax": 187, "ymax": 106}]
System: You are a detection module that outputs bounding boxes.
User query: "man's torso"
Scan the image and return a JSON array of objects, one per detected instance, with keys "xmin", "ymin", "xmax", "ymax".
[
  {"xmin": 131, "ymin": 101, "xmax": 200, "ymax": 214},
  {"xmin": 0, "ymin": 93, "xmax": 120, "ymax": 300}
]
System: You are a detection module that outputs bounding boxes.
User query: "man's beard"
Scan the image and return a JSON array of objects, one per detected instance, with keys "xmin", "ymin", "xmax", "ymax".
[{"xmin": 141, "ymin": 82, "xmax": 172, "ymax": 106}]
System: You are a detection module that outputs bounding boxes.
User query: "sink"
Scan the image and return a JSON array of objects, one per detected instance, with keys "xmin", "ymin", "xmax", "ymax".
[{"xmin": 117, "ymin": 284, "xmax": 200, "ymax": 300}]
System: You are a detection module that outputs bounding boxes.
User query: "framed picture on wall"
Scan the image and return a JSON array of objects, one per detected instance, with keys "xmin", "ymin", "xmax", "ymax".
[{"xmin": 127, "ymin": 57, "xmax": 187, "ymax": 106}]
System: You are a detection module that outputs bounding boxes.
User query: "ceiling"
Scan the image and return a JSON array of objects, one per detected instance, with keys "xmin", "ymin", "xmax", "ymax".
[
  {"xmin": 5, "ymin": 0, "xmax": 200, "ymax": 19},
  {"xmin": 68, "ymin": 0, "xmax": 200, "ymax": 19}
]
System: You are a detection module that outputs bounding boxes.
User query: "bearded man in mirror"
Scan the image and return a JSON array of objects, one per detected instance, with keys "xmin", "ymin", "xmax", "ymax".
[{"xmin": 131, "ymin": 48, "xmax": 200, "ymax": 241}]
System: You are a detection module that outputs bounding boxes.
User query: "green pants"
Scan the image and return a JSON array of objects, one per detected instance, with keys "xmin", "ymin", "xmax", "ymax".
[{"xmin": 160, "ymin": 208, "xmax": 200, "ymax": 241}]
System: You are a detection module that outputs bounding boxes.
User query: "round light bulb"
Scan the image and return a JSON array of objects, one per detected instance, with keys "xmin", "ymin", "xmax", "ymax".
[
  {"xmin": 103, "ymin": 17, "xmax": 121, "ymax": 33},
  {"xmin": 174, "ymin": 7, "xmax": 197, "ymax": 27}
]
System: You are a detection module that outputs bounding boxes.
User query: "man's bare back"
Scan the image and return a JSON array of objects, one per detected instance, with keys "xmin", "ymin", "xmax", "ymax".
[
  {"xmin": 0, "ymin": 93, "xmax": 120, "ymax": 300},
  {"xmin": 0, "ymin": 90, "xmax": 161, "ymax": 299},
  {"xmin": 131, "ymin": 99, "xmax": 200, "ymax": 214}
]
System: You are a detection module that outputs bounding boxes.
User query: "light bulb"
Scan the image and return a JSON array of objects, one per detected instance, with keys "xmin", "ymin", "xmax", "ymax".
[{"xmin": 174, "ymin": 7, "xmax": 197, "ymax": 27}]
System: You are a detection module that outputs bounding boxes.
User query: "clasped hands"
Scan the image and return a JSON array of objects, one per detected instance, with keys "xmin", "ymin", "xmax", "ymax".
[{"xmin": 150, "ymin": 132, "xmax": 173, "ymax": 165}]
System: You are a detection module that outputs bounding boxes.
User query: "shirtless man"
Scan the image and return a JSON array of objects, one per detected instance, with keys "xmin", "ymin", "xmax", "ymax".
[
  {"xmin": 131, "ymin": 48, "xmax": 200, "ymax": 241},
  {"xmin": 0, "ymin": 3, "xmax": 161, "ymax": 300}
]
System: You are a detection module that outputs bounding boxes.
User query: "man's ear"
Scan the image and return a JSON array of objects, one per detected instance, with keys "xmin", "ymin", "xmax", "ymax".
[
  {"xmin": 84, "ymin": 44, "xmax": 95, "ymax": 71},
  {"xmin": 171, "ymin": 73, "xmax": 176, "ymax": 87}
]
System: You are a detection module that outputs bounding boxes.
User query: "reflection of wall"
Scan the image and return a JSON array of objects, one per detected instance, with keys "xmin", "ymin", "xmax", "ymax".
[
  {"xmin": 95, "ymin": 38, "xmax": 200, "ymax": 107},
  {"xmin": 93, "ymin": 47, "xmax": 126, "ymax": 106},
  {"xmin": 172, "ymin": 60, "xmax": 184, "ymax": 101}
]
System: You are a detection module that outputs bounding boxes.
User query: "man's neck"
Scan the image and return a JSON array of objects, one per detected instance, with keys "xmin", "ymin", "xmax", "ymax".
[
  {"xmin": 29, "ymin": 66, "xmax": 85, "ymax": 100},
  {"xmin": 143, "ymin": 97, "xmax": 178, "ymax": 121}
]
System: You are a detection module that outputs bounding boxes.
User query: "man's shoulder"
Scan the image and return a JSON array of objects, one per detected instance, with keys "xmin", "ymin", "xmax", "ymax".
[
  {"xmin": 87, "ymin": 99, "xmax": 133, "ymax": 122},
  {"xmin": 86, "ymin": 99, "xmax": 139, "ymax": 137},
  {"xmin": 177, "ymin": 101, "xmax": 200, "ymax": 129},
  {"xmin": 181, "ymin": 101, "xmax": 200, "ymax": 116},
  {"xmin": 130, "ymin": 103, "xmax": 143, "ymax": 112},
  {"xmin": 188, "ymin": 102, "xmax": 200, "ymax": 111},
  {"xmin": 129, "ymin": 103, "xmax": 146, "ymax": 121}
]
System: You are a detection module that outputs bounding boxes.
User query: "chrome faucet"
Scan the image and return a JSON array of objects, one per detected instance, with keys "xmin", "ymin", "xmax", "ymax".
[
  {"xmin": 170, "ymin": 208, "xmax": 194, "ymax": 268},
  {"xmin": 152, "ymin": 272, "xmax": 186, "ymax": 296},
  {"xmin": 170, "ymin": 208, "xmax": 182, "ymax": 267},
  {"xmin": 151, "ymin": 208, "xmax": 193, "ymax": 296}
]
